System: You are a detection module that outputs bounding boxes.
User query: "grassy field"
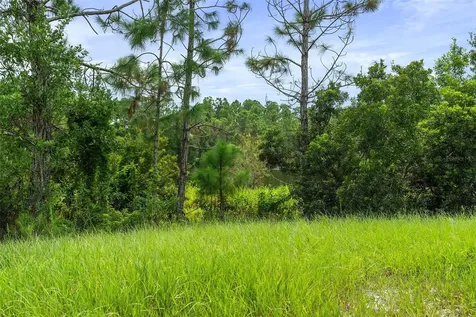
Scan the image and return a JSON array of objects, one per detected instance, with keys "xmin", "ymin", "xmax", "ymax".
[{"xmin": 1, "ymin": 218, "xmax": 476, "ymax": 316}]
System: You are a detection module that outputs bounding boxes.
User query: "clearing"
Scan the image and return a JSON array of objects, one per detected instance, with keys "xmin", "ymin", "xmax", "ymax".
[{"xmin": 1, "ymin": 218, "xmax": 475, "ymax": 316}]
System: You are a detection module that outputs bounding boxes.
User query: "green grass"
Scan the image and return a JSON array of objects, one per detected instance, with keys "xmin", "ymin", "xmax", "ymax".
[{"xmin": 1, "ymin": 217, "xmax": 476, "ymax": 316}]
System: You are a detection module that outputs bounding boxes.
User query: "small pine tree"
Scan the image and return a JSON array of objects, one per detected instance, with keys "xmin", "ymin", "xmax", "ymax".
[
  {"xmin": 175, "ymin": 0, "xmax": 250, "ymax": 219},
  {"xmin": 193, "ymin": 140, "xmax": 249, "ymax": 220}
]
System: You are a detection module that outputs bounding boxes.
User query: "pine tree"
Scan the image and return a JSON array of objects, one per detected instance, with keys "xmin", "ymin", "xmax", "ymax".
[
  {"xmin": 193, "ymin": 140, "xmax": 248, "ymax": 220},
  {"xmin": 96, "ymin": 0, "xmax": 181, "ymax": 198},
  {"xmin": 246, "ymin": 0, "xmax": 380, "ymax": 155},
  {"xmin": 175, "ymin": 0, "xmax": 250, "ymax": 219}
]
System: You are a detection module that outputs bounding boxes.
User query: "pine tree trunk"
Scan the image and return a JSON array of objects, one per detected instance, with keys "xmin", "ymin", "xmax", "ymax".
[
  {"xmin": 176, "ymin": 0, "xmax": 195, "ymax": 220},
  {"xmin": 176, "ymin": 124, "xmax": 189, "ymax": 220},
  {"xmin": 153, "ymin": 0, "xmax": 168, "ymax": 199},
  {"xmin": 153, "ymin": 99, "xmax": 161, "ymax": 189},
  {"xmin": 219, "ymin": 165, "xmax": 224, "ymax": 221},
  {"xmin": 299, "ymin": 0, "xmax": 310, "ymax": 154}
]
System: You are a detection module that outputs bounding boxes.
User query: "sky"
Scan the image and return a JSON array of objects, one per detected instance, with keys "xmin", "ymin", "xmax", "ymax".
[{"xmin": 66, "ymin": 0, "xmax": 476, "ymax": 104}]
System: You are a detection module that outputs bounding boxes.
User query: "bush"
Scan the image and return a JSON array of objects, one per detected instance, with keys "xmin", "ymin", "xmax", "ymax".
[
  {"xmin": 227, "ymin": 186, "xmax": 300, "ymax": 220},
  {"xmin": 184, "ymin": 185, "xmax": 205, "ymax": 221},
  {"xmin": 15, "ymin": 211, "xmax": 76, "ymax": 239},
  {"xmin": 257, "ymin": 186, "xmax": 300, "ymax": 220},
  {"xmin": 100, "ymin": 208, "xmax": 143, "ymax": 232},
  {"xmin": 227, "ymin": 188, "xmax": 260, "ymax": 218}
]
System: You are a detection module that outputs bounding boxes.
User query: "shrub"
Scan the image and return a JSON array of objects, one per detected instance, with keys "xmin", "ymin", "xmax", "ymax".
[
  {"xmin": 101, "ymin": 208, "xmax": 143, "ymax": 232},
  {"xmin": 185, "ymin": 185, "xmax": 205, "ymax": 221},
  {"xmin": 227, "ymin": 186, "xmax": 299, "ymax": 220}
]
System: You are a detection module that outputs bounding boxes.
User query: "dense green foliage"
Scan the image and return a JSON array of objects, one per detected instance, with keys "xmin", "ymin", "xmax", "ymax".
[
  {"xmin": 192, "ymin": 140, "xmax": 248, "ymax": 219},
  {"xmin": 0, "ymin": 0, "xmax": 475, "ymax": 238},
  {"xmin": 297, "ymin": 36, "xmax": 476, "ymax": 217},
  {"xmin": 1, "ymin": 218, "xmax": 476, "ymax": 315}
]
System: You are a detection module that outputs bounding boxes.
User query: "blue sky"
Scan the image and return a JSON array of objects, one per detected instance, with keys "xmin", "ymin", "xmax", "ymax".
[{"xmin": 67, "ymin": 0, "xmax": 476, "ymax": 103}]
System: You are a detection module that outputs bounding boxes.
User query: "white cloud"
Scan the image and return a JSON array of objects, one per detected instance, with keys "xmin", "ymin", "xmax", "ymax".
[
  {"xmin": 342, "ymin": 51, "xmax": 410, "ymax": 68},
  {"xmin": 392, "ymin": 0, "xmax": 476, "ymax": 32},
  {"xmin": 65, "ymin": 0, "xmax": 475, "ymax": 104}
]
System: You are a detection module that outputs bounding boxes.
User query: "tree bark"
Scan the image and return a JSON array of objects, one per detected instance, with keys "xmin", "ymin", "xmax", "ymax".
[
  {"xmin": 153, "ymin": 0, "xmax": 168, "ymax": 199},
  {"xmin": 299, "ymin": 0, "xmax": 310, "ymax": 154},
  {"xmin": 218, "ymin": 163, "xmax": 224, "ymax": 221},
  {"xmin": 176, "ymin": 0, "xmax": 195, "ymax": 219},
  {"xmin": 153, "ymin": 94, "xmax": 161, "ymax": 189},
  {"xmin": 29, "ymin": 106, "xmax": 52, "ymax": 216}
]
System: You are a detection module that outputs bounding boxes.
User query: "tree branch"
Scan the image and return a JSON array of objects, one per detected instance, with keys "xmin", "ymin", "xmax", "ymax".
[{"xmin": 47, "ymin": 0, "xmax": 141, "ymax": 22}]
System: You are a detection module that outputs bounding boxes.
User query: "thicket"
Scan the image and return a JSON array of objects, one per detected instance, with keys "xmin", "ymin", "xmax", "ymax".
[{"xmin": 297, "ymin": 37, "xmax": 476, "ymax": 217}]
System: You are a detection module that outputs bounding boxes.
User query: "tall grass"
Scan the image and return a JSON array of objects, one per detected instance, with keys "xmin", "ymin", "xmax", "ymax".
[{"xmin": 1, "ymin": 217, "xmax": 476, "ymax": 316}]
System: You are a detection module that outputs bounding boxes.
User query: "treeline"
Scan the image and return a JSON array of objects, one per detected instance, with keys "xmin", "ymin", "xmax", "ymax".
[
  {"xmin": 1, "ymin": 0, "xmax": 475, "ymax": 238},
  {"xmin": 0, "ymin": 86, "xmax": 300, "ymax": 235}
]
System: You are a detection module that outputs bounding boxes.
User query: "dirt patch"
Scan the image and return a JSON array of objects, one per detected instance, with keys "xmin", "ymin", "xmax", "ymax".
[{"xmin": 362, "ymin": 286, "xmax": 464, "ymax": 316}]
